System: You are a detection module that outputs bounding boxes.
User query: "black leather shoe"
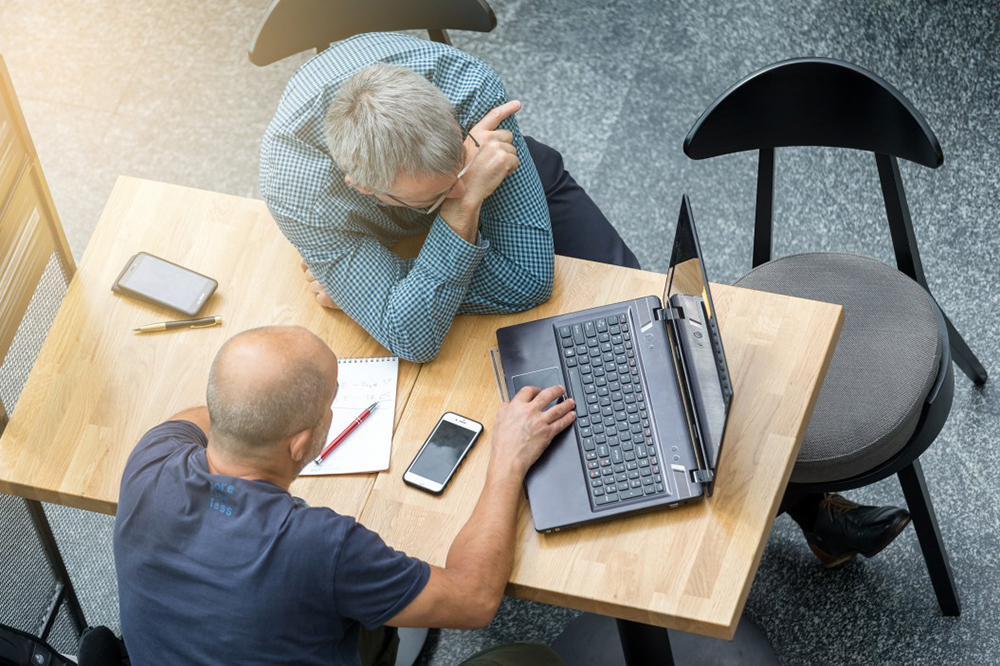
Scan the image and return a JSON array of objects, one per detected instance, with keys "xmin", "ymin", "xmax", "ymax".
[{"xmin": 804, "ymin": 494, "xmax": 911, "ymax": 569}]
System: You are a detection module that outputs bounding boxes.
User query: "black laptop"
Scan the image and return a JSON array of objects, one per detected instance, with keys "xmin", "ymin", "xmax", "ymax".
[{"xmin": 495, "ymin": 196, "xmax": 734, "ymax": 532}]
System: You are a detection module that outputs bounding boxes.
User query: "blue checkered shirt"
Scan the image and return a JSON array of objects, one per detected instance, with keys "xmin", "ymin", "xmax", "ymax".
[{"xmin": 260, "ymin": 33, "xmax": 553, "ymax": 362}]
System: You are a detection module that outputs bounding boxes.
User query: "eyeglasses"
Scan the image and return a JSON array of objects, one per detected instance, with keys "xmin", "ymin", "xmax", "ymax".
[{"xmin": 381, "ymin": 130, "xmax": 481, "ymax": 215}]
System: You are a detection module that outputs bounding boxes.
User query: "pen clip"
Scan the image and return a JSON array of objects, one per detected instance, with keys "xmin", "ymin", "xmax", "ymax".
[{"xmin": 190, "ymin": 321, "xmax": 218, "ymax": 329}]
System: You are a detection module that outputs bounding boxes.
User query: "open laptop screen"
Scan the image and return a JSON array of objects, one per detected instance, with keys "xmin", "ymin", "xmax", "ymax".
[
  {"xmin": 662, "ymin": 196, "xmax": 733, "ymax": 495},
  {"xmin": 665, "ymin": 196, "xmax": 718, "ymax": 326},
  {"xmin": 664, "ymin": 196, "xmax": 730, "ymax": 395}
]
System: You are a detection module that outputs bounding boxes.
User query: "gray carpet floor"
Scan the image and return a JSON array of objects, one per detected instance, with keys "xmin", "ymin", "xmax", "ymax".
[{"xmin": 0, "ymin": 0, "xmax": 997, "ymax": 664}]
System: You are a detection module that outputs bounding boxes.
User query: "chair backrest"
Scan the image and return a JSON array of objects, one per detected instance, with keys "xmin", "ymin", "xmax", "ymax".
[
  {"xmin": 682, "ymin": 57, "xmax": 941, "ymax": 281},
  {"xmin": 248, "ymin": 0, "xmax": 497, "ymax": 66},
  {"xmin": 0, "ymin": 55, "xmax": 76, "ymax": 430},
  {"xmin": 683, "ymin": 57, "xmax": 942, "ymax": 167}
]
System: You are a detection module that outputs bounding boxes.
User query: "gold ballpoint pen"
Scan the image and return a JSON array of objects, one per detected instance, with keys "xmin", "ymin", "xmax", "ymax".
[{"xmin": 134, "ymin": 316, "xmax": 222, "ymax": 333}]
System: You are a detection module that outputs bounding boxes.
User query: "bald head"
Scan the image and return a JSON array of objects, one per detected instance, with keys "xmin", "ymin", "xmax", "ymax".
[{"xmin": 207, "ymin": 326, "xmax": 338, "ymax": 456}]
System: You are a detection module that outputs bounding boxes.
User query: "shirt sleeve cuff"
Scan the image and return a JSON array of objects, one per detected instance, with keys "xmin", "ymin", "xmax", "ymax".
[{"xmin": 420, "ymin": 216, "xmax": 488, "ymax": 283}]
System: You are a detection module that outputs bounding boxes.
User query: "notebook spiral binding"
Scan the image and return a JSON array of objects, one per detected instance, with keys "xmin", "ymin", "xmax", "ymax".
[{"xmin": 339, "ymin": 356, "xmax": 397, "ymax": 364}]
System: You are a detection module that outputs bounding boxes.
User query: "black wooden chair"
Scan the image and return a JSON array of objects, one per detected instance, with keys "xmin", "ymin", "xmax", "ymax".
[
  {"xmin": 684, "ymin": 57, "xmax": 988, "ymax": 616},
  {"xmin": 248, "ymin": 0, "xmax": 497, "ymax": 66}
]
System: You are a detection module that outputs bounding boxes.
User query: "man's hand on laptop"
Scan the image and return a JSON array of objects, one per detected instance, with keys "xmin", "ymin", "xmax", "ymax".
[
  {"xmin": 300, "ymin": 259, "xmax": 340, "ymax": 310},
  {"xmin": 387, "ymin": 383, "xmax": 575, "ymax": 631},
  {"xmin": 490, "ymin": 384, "xmax": 575, "ymax": 479},
  {"xmin": 439, "ymin": 100, "xmax": 522, "ymax": 240}
]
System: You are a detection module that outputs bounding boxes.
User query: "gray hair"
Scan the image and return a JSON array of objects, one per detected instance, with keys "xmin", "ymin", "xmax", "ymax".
[
  {"xmin": 206, "ymin": 327, "xmax": 334, "ymax": 456},
  {"xmin": 325, "ymin": 63, "xmax": 466, "ymax": 192}
]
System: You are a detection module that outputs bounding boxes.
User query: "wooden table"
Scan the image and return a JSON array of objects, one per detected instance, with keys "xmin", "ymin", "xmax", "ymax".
[
  {"xmin": 0, "ymin": 178, "xmax": 843, "ymax": 650},
  {"xmin": 0, "ymin": 177, "xmax": 421, "ymax": 519}
]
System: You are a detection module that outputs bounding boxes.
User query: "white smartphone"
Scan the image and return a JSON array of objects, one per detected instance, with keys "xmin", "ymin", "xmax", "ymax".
[
  {"xmin": 112, "ymin": 252, "xmax": 218, "ymax": 316},
  {"xmin": 403, "ymin": 412, "xmax": 484, "ymax": 494}
]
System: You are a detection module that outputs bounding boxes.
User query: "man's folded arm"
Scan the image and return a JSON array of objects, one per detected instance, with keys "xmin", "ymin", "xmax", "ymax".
[
  {"xmin": 458, "ymin": 118, "xmax": 555, "ymax": 314},
  {"xmin": 300, "ymin": 219, "xmax": 488, "ymax": 363}
]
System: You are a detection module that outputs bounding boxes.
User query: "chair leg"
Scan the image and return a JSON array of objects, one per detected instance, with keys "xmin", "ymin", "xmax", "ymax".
[
  {"xmin": 943, "ymin": 313, "xmax": 988, "ymax": 385},
  {"xmin": 897, "ymin": 460, "xmax": 960, "ymax": 616},
  {"xmin": 427, "ymin": 28, "xmax": 452, "ymax": 45},
  {"xmin": 24, "ymin": 499, "xmax": 87, "ymax": 636}
]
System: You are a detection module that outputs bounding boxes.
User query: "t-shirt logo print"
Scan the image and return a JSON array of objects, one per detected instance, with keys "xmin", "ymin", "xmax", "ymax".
[{"xmin": 208, "ymin": 481, "xmax": 237, "ymax": 516}]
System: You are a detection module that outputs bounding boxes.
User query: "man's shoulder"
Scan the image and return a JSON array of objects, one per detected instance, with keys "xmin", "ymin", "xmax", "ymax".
[
  {"xmin": 304, "ymin": 31, "xmax": 485, "ymax": 83},
  {"xmin": 269, "ymin": 32, "xmax": 471, "ymax": 122},
  {"xmin": 285, "ymin": 507, "xmax": 406, "ymax": 569},
  {"xmin": 265, "ymin": 31, "xmax": 501, "ymax": 143},
  {"xmin": 130, "ymin": 420, "xmax": 206, "ymax": 465},
  {"xmin": 117, "ymin": 420, "xmax": 206, "ymax": 512},
  {"xmin": 288, "ymin": 500, "xmax": 357, "ymax": 536}
]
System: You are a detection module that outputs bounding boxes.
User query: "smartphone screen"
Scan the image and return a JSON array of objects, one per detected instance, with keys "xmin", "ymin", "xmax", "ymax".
[
  {"xmin": 404, "ymin": 414, "xmax": 482, "ymax": 493},
  {"xmin": 116, "ymin": 253, "xmax": 216, "ymax": 315}
]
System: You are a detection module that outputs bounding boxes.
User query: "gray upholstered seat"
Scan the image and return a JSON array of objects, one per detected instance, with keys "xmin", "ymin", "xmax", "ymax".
[{"xmin": 734, "ymin": 253, "xmax": 943, "ymax": 483}]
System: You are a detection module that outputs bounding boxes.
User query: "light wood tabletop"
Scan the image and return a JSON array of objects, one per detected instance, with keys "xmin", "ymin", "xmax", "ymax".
[
  {"xmin": 360, "ymin": 258, "xmax": 844, "ymax": 639},
  {"xmin": 0, "ymin": 177, "xmax": 843, "ymax": 641},
  {"xmin": 0, "ymin": 177, "xmax": 421, "ymax": 517}
]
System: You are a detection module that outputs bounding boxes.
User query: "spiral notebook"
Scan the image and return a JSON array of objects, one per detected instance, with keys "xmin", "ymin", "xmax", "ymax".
[{"xmin": 299, "ymin": 356, "xmax": 398, "ymax": 476}]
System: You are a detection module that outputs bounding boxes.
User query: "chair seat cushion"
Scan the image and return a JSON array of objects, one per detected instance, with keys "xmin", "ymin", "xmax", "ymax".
[{"xmin": 734, "ymin": 253, "xmax": 943, "ymax": 483}]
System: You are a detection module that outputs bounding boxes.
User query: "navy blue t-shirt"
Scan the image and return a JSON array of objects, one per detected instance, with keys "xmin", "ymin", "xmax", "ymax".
[{"xmin": 113, "ymin": 420, "xmax": 429, "ymax": 665}]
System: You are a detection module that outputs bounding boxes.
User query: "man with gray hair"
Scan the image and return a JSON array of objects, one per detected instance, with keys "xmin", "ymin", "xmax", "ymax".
[
  {"xmin": 114, "ymin": 326, "xmax": 572, "ymax": 665},
  {"xmin": 260, "ymin": 32, "xmax": 639, "ymax": 363}
]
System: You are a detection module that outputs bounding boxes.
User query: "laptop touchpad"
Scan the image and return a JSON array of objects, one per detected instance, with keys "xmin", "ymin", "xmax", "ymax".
[{"xmin": 511, "ymin": 367, "xmax": 565, "ymax": 410}]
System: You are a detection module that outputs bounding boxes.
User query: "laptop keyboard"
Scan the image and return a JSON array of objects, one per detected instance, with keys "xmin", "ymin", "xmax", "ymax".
[{"xmin": 558, "ymin": 313, "xmax": 665, "ymax": 509}]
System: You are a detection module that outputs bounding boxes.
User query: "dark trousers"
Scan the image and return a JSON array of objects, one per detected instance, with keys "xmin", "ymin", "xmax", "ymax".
[
  {"xmin": 524, "ymin": 136, "xmax": 641, "ymax": 270},
  {"xmin": 780, "ymin": 487, "xmax": 825, "ymax": 531}
]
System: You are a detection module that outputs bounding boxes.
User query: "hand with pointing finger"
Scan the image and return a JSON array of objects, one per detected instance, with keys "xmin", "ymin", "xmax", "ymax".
[
  {"xmin": 439, "ymin": 100, "xmax": 523, "ymax": 240},
  {"xmin": 460, "ymin": 99, "xmax": 522, "ymax": 203}
]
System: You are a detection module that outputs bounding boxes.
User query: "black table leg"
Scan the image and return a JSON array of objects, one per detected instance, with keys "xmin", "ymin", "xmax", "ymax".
[
  {"xmin": 26, "ymin": 499, "xmax": 87, "ymax": 638},
  {"xmin": 617, "ymin": 618, "xmax": 675, "ymax": 666},
  {"xmin": 552, "ymin": 613, "xmax": 777, "ymax": 666}
]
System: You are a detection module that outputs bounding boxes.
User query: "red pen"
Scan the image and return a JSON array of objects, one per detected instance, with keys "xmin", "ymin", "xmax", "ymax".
[{"xmin": 314, "ymin": 402, "xmax": 378, "ymax": 464}]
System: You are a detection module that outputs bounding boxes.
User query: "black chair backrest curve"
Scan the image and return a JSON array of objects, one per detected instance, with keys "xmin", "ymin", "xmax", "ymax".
[
  {"xmin": 249, "ymin": 0, "xmax": 498, "ymax": 66},
  {"xmin": 683, "ymin": 58, "xmax": 943, "ymax": 278},
  {"xmin": 683, "ymin": 57, "xmax": 942, "ymax": 167}
]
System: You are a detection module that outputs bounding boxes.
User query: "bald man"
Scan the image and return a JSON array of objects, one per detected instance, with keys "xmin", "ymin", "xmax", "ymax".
[{"xmin": 113, "ymin": 326, "xmax": 573, "ymax": 666}]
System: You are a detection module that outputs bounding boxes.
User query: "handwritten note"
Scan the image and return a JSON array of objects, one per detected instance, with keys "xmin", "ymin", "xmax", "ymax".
[{"xmin": 299, "ymin": 357, "xmax": 398, "ymax": 476}]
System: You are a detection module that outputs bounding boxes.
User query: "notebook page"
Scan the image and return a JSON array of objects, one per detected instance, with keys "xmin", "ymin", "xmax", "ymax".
[{"xmin": 299, "ymin": 356, "xmax": 398, "ymax": 476}]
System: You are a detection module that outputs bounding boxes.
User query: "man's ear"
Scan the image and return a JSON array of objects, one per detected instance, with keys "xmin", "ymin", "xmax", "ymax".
[
  {"xmin": 287, "ymin": 428, "xmax": 314, "ymax": 463},
  {"xmin": 344, "ymin": 174, "xmax": 373, "ymax": 195}
]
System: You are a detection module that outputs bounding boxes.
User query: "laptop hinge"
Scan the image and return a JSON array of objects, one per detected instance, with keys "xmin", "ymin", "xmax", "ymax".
[
  {"xmin": 654, "ymin": 305, "xmax": 682, "ymax": 321},
  {"xmin": 691, "ymin": 469, "xmax": 714, "ymax": 484}
]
